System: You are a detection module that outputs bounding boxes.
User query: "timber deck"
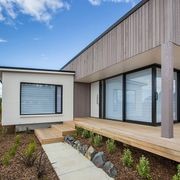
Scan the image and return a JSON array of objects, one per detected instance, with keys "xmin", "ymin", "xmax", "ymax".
[
  {"xmin": 35, "ymin": 122, "xmax": 76, "ymax": 145},
  {"xmin": 75, "ymin": 117, "xmax": 180, "ymax": 162}
]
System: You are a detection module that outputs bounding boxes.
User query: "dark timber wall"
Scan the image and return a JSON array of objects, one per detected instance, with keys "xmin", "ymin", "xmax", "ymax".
[{"xmin": 74, "ymin": 83, "xmax": 90, "ymax": 117}]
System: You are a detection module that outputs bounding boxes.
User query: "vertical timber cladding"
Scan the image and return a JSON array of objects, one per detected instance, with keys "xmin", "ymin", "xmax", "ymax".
[{"xmin": 63, "ymin": 0, "xmax": 171, "ymax": 80}]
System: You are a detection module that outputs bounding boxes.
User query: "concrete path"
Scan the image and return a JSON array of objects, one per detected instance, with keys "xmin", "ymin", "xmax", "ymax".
[{"xmin": 43, "ymin": 143, "xmax": 113, "ymax": 180}]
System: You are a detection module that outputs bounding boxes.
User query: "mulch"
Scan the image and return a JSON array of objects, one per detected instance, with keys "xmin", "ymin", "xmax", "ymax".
[
  {"xmin": 77, "ymin": 136, "xmax": 178, "ymax": 180},
  {"xmin": 0, "ymin": 132, "xmax": 59, "ymax": 180}
]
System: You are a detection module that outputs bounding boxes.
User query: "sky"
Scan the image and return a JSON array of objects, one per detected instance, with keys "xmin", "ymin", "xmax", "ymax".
[{"xmin": 0, "ymin": 0, "xmax": 141, "ymax": 72}]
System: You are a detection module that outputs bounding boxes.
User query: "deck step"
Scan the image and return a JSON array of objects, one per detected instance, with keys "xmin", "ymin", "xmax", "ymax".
[
  {"xmin": 51, "ymin": 124, "xmax": 76, "ymax": 136},
  {"xmin": 35, "ymin": 128, "xmax": 64, "ymax": 145},
  {"xmin": 63, "ymin": 121, "xmax": 76, "ymax": 129}
]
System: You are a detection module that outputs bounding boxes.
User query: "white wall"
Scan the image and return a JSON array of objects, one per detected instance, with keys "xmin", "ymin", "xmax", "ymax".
[
  {"xmin": 2, "ymin": 71, "xmax": 74, "ymax": 125},
  {"xmin": 91, "ymin": 81, "xmax": 99, "ymax": 118}
]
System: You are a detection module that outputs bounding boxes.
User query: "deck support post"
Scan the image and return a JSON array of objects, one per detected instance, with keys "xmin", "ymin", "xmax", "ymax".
[{"xmin": 161, "ymin": 42, "xmax": 174, "ymax": 138}]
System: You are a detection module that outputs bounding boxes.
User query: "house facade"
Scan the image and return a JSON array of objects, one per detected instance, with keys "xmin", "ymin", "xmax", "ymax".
[
  {"xmin": 0, "ymin": 67, "xmax": 74, "ymax": 131},
  {"xmin": 62, "ymin": 0, "xmax": 180, "ymax": 138},
  {"xmin": 0, "ymin": 0, "xmax": 179, "ymax": 138}
]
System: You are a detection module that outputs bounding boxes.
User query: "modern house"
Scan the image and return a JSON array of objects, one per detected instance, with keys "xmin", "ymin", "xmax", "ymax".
[
  {"xmin": 62, "ymin": 0, "xmax": 180, "ymax": 139},
  {"xmin": 0, "ymin": 0, "xmax": 180, "ymax": 161}
]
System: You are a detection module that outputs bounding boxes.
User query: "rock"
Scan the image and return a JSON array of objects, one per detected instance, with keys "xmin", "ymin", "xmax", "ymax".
[
  {"xmin": 64, "ymin": 135, "xmax": 75, "ymax": 145},
  {"xmin": 85, "ymin": 146, "xmax": 96, "ymax": 160},
  {"xmin": 77, "ymin": 142, "xmax": 82, "ymax": 152},
  {"xmin": 73, "ymin": 140, "xmax": 80, "ymax": 149},
  {"xmin": 92, "ymin": 152, "xmax": 106, "ymax": 168},
  {"xmin": 79, "ymin": 144, "xmax": 89, "ymax": 155},
  {"xmin": 103, "ymin": 161, "xmax": 117, "ymax": 178}
]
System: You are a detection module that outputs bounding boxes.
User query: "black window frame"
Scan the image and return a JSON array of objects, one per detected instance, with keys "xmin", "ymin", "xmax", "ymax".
[
  {"xmin": 98, "ymin": 64, "xmax": 180, "ymax": 126},
  {"xmin": 20, "ymin": 82, "xmax": 63, "ymax": 115}
]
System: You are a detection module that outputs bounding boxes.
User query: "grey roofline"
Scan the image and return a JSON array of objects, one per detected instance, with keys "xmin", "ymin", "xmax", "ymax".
[
  {"xmin": 0, "ymin": 66, "xmax": 75, "ymax": 73},
  {"xmin": 61, "ymin": 0, "xmax": 149, "ymax": 70}
]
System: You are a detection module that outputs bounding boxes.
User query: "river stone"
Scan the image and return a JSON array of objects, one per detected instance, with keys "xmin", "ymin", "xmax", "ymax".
[
  {"xmin": 64, "ymin": 135, "xmax": 75, "ymax": 145},
  {"xmin": 79, "ymin": 144, "xmax": 89, "ymax": 155},
  {"xmin": 73, "ymin": 140, "xmax": 80, "ymax": 149},
  {"xmin": 103, "ymin": 161, "xmax": 117, "ymax": 178},
  {"xmin": 92, "ymin": 152, "xmax": 106, "ymax": 168},
  {"xmin": 85, "ymin": 146, "xmax": 96, "ymax": 160},
  {"xmin": 77, "ymin": 142, "xmax": 82, "ymax": 152}
]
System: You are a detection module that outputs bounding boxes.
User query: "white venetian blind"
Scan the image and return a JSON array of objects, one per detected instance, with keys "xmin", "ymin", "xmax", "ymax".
[{"xmin": 21, "ymin": 83, "xmax": 55, "ymax": 115}]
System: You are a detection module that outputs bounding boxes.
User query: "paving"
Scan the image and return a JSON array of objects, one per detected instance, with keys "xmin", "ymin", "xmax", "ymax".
[{"xmin": 43, "ymin": 142, "xmax": 113, "ymax": 180}]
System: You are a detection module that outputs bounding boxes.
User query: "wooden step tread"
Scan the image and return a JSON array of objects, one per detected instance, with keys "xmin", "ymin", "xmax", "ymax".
[
  {"xmin": 51, "ymin": 124, "xmax": 76, "ymax": 136},
  {"xmin": 35, "ymin": 128, "xmax": 64, "ymax": 145}
]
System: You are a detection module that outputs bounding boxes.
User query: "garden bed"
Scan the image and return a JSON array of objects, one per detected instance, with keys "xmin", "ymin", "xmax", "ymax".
[
  {"xmin": 73, "ymin": 128, "xmax": 179, "ymax": 180},
  {"xmin": 0, "ymin": 132, "xmax": 59, "ymax": 180}
]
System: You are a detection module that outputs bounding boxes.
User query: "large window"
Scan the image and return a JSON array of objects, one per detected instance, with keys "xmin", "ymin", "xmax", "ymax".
[
  {"xmin": 105, "ymin": 76, "xmax": 123, "ymax": 120},
  {"xmin": 20, "ymin": 83, "xmax": 62, "ymax": 115},
  {"xmin": 126, "ymin": 69, "xmax": 152, "ymax": 122},
  {"xmin": 156, "ymin": 68, "xmax": 177, "ymax": 122}
]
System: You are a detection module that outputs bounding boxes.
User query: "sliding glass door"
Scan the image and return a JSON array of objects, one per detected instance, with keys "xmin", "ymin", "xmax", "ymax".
[
  {"xmin": 126, "ymin": 69, "xmax": 152, "ymax": 123},
  {"xmin": 156, "ymin": 68, "xmax": 177, "ymax": 122},
  {"xmin": 105, "ymin": 76, "xmax": 123, "ymax": 120}
]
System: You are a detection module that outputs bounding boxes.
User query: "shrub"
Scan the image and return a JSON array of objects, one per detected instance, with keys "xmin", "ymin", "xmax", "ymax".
[
  {"xmin": 2, "ymin": 153, "xmax": 11, "ymax": 166},
  {"xmin": 173, "ymin": 164, "xmax": 180, "ymax": 180},
  {"xmin": 106, "ymin": 139, "xmax": 116, "ymax": 154},
  {"xmin": 18, "ymin": 140, "xmax": 37, "ymax": 167},
  {"xmin": 36, "ymin": 151, "xmax": 47, "ymax": 179},
  {"xmin": 9, "ymin": 144, "xmax": 18, "ymax": 158},
  {"xmin": 122, "ymin": 148, "xmax": 133, "ymax": 167},
  {"xmin": 82, "ymin": 129, "xmax": 90, "ymax": 138},
  {"xmin": 137, "ymin": 155, "xmax": 151, "ymax": 179},
  {"xmin": 89, "ymin": 131, "xmax": 94, "ymax": 143},
  {"xmin": 93, "ymin": 134, "xmax": 103, "ymax": 147},
  {"xmin": 76, "ymin": 127, "xmax": 83, "ymax": 136},
  {"xmin": 15, "ymin": 135, "xmax": 21, "ymax": 145}
]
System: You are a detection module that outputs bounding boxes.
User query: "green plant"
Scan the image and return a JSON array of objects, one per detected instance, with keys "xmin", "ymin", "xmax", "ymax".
[
  {"xmin": 15, "ymin": 135, "xmax": 21, "ymax": 145},
  {"xmin": 137, "ymin": 155, "xmax": 151, "ymax": 179},
  {"xmin": 173, "ymin": 164, "xmax": 180, "ymax": 180},
  {"xmin": 76, "ymin": 127, "xmax": 83, "ymax": 136},
  {"xmin": 82, "ymin": 129, "xmax": 90, "ymax": 138},
  {"xmin": 9, "ymin": 144, "xmax": 18, "ymax": 157},
  {"xmin": 106, "ymin": 139, "xmax": 116, "ymax": 154},
  {"xmin": 122, "ymin": 148, "xmax": 133, "ymax": 167},
  {"xmin": 18, "ymin": 140, "xmax": 37, "ymax": 167},
  {"xmin": 93, "ymin": 134, "xmax": 103, "ymax": 147},
  {"xmin": 2, "ymin": 153, "xmax": 11, "ymax": 166},
  {"xmin": 89, "ymin": 131, "xmax": 94, "ymax": 143},
  {"xmin": 36, "ymin": 151, "xmax": 47, "ymax": 179}
]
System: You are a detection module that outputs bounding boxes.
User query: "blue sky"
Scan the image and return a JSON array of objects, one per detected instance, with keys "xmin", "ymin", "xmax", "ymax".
[{"xmin": 0, "ymin": 0, "xmax": 140, "ymax": 71}]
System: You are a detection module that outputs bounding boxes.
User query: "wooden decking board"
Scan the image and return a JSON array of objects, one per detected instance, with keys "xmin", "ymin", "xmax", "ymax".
[
  {"xmin": 35, "ymin": 128, "xmax": 64, "ymax": 145},
  {"xmin": 74, "ymin": 118, "xmax": 180, "ymax": 162},
  {"xmin": 51, "ymin": 124, "xmax": 76, "ymax": 136}
]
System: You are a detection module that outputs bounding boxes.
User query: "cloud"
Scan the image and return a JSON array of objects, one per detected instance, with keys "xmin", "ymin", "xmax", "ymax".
[
  {"xmin": 0, "ymin": 38, "xmax": 7, "ymax": 43},
  {"xmin": 0, "ymin": 0, "xmax": 70, "ymax": 25},
  {"xmin": 88, "ymin": 0, "xmax": 137, "ymax": 7}
]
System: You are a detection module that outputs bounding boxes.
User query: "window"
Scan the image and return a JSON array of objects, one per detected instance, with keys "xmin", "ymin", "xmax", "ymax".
[
  {"xmin": 105, "ymin": 76, "xmax": 123, "ymax": 120},
  {"xmin": 156, "ymin": 68, "xmax": 177, "ymax": 122},
  {"xmin": 20, "ymin": 83, "xmax": 62, "ymax": 115},
  {"xmin": 126, "ymin": 69, "xmax": 152, "ymax": 122}
]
